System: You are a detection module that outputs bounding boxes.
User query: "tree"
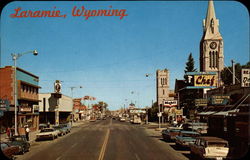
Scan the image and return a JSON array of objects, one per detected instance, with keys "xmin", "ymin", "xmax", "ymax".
[
  {"xmin": 221, "ymin": 61, "xmax": 250, "ymax": 85},
  {"xmin": 148, "ymin": 102, "xmax": 158, "ymax": 122},
  {"xmin": 184, "ymin": 53, "xmax": 197, "ymax": 82}
]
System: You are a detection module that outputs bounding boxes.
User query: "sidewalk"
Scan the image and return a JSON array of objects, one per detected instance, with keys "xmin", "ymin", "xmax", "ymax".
[{"xmin": 0, "ymin": 120, "xmax": 87, "ymax": 143}]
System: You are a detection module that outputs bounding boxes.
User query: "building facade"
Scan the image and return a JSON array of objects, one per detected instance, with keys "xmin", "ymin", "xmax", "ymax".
[
  {"xmin": 156, "ymin": 69, "xmax": 170, "ymax": 106},
  {"xmin": 0, "ymin": 66, "xmax": 40, "ymax": 133},
  {"xmin": 38, "ymin": 93, "xmax": 73, "ymax": 125}
]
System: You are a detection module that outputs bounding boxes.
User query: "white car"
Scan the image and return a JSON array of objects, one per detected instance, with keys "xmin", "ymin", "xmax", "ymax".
[
  {"xmin": 190, "ymin": 136, "xmax": 229, "ymax": 160},
  {"xmin": 36, "ymin": 128, "xmax": 60, "ymax": 140},
  {"xmin": 120, "ymin": 117, "xmax": 126, "ymax": 122}
]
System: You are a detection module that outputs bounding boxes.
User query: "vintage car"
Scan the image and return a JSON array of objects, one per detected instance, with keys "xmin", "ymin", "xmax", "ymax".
[
  {"xmin": 59, "ymin": 123, "xmax": 71, "ymax": 133},
  {"xmin": 1, "ymin": 142, "xmax": 21, "ymax": 159},
  {"xmin": 120, "ymin": 117, "xmax": 126, "ymax": 122},
  {"xmin": 162, "ymin": 129, "xmax": 182, "ymax": 142},
  {"xmin": 36, "ymin": 128, "xmax": 59, "ymax": 140},
  {"xmin": 53, "ymin": 125, "xmax": 68, "ymax": 136},
  {"xmin": 89, "ymin": 117, "xmax": 96, "ymax": 122},
  {"xmin": 190, "ymin": 136, "xmax": 229, "ymax": 160},
  {"xmin": 39, "ymin": 123, "xmax": 48, "ymax": 130},
  {"xmin": 9, "ymin": 135, "xmax": 30, "ymax": 154},
  {"xmin": 175, "ymin": 130, "xmax": 200, "ymax": 148}
]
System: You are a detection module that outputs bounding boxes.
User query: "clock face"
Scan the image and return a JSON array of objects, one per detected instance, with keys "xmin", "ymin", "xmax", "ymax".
[{"xmin": 210, "ymin": 42, "xmax": 217, "ymax": 49}]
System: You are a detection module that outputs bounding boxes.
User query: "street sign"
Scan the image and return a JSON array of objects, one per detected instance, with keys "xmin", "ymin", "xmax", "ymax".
[{"xmin": 241, "ymin": 69, "xmax": 250, "ymax": 87}]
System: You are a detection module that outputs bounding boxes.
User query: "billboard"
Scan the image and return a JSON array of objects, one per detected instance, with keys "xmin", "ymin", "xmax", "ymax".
[{"xmin": 241, "ymin": 69, "xmax": 250, "ymax": 87}]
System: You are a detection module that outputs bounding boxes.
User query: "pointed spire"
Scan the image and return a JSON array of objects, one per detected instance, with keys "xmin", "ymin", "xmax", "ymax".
[
  {"xmin": 205, "ymin": 0, "xmax": 216, "ymax": 27},
  {"xmin": 203, "ymin": 0, "xmax": 222, "ymax": 40}
]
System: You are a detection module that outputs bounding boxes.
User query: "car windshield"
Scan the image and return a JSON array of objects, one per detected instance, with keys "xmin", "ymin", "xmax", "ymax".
[
  {"xmin": 13, "ymin": 137, "xmax": 23, "ymax": 141},
  {"xmin": 207, "ymin": 142, "xmax": 228, "ymax": 147},
  {"xmin": 41, "ymin": 129, "xmax": 54, "ymax": 132},
  {"xmin": 181, "ymin": 133, "xmax": 199, "ymax": 137}
]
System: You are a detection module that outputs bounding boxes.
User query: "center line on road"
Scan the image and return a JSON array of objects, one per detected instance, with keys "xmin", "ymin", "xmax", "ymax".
[
  {"xmin": 135, "ymin": 153, "xmax": 141, "ymax": 160},
  {"xmin": 98, "ymin": 129, "xmax": 110, "ymax": 160}
]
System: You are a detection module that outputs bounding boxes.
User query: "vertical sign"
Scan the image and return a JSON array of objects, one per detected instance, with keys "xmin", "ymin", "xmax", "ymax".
[{"xmin": 241, "ymin": 69, "xmax": 250, "ymax": 87}]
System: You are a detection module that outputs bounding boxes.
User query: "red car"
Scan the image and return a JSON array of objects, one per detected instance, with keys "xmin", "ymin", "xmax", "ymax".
[{"xmin": 1, "ymin": 142, "xmax": 21, "ymax": 159}]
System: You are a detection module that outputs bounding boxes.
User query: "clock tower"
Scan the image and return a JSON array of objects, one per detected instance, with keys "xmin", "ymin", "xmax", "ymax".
[{"xmin": 200, "ymin": 0, "xmax": 224, "ymax": 73}]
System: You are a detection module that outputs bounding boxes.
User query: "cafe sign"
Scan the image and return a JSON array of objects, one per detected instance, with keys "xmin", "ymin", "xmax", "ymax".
[
  {"xmin": 241, "ymin": 69, "xmax": 250, "ymax": 87},
  {"xmin": 194, "ymin": 75, "xmax": 217, "ymax": 87}
]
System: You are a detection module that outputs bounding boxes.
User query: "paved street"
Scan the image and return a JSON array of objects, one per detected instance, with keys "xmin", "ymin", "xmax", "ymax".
[{"xmin": 15, "ymin": 118, "xmax": 188, "ymax": 160}]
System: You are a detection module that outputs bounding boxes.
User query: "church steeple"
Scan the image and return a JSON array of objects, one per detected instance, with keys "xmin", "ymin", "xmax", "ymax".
[
  {"xmin": 202, "ymin": 0, "xmax": 222, "ymax": 40},
  {"xmin": 200, "ymin": 0, "xmax": 224, "ymax": 74}
]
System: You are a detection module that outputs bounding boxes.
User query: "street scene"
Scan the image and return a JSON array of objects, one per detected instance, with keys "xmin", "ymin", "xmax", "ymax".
[{"xmin": 0, "ymin": 0, "xmax": 249, "ymax": 160}]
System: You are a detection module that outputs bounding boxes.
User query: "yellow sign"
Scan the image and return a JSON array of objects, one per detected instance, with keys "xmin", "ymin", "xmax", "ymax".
[{"xmin": 194, "ymin": 75, "xmax": 217, "ymax": 87}]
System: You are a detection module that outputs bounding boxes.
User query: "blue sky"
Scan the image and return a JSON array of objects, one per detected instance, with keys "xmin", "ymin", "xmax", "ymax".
[{"xmin": 1, "ymin": 1, "xmax": 249, "ymax": 110}]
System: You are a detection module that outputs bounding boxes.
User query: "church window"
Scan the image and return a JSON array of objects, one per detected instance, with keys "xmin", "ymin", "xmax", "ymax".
[
  {"xmin": 163, "ymin": 89, "xmax": 165, "ymax": 95},
  {"xmin": 211, "ymin": 18, "xmax": 214, "ymax": 33},
  {"xmin": 209, "ymin": 51, "xmax": 212, "ymax": 68},
  {"xmin": 213, "ymin": 51, "xmax": 217, "ymax": 68}
]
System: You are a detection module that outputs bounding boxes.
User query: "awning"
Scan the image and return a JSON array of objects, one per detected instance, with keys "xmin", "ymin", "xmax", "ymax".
[
  {"xmin": 197, "ymin": 111, "xmax": 216, "ymax": 116},
  {"xmin": 213, "ymin": 109, "xmax": 240, "ymax": 116}
]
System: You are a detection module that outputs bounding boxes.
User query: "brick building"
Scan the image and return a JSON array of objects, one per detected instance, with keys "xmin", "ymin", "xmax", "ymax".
[{"xmin": 0, "ymin": 66, "xmax": 40, "ymax": 133}]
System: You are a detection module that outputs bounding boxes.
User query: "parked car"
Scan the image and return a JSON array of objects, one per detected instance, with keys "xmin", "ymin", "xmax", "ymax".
[
  {"xmin": 59, "ymin": 123, "xmax": 71, "ymax": 133},
  {"xmin": 190, "ymin": 136, "xmax": 229, "ymax": 160},
  {"xmin": 39, "ymin": 123, "xmax": 48, "ymax": 130},
  {"xmin": 36, "ymin": 128, "xmax": 59, "ymax": 141},
  {"xmin": 9, "ymin": 135, "xmax": 30, "ymax": 154},
  {"xmin": 186, "ymin": 122, "xmax": 208, "ymax": 134},
  {"xmin": 1, "ymin": 142, "xmax": 21, "ymax": 159},
  {"xmin": 175, "ymin": 130, "xmax": 200, "ymax": 148},
  {"xmin": 102, "ymin": 117, "xmax": 106, "ymax": 120},
  {"xmin": 53, "ymin": 125, "xmax": 67, "ymax": 136},
  {"xmin": 162, "ymin": 129, "xmax": 182, "ymax": 142},
  {"xmin": 120, "ymin": 117, "xmax": 126, "ymax": 122},
  {"xmin": 89, "ymin": 117, "xmax": 96, "ymax": 122}
]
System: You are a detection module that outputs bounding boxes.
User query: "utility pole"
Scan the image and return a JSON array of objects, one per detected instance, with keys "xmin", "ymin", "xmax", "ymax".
[{"xmin": 232, "ymin": 60, "xmax": 235, "ymax": 85}]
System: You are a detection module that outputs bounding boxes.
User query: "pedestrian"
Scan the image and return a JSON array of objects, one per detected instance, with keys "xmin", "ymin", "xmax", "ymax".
[
  {"xmin": 6, "ymin": 127, "xmax": 10, "ymax": 139},
  {"xmin": 25, "ymin": 126, "xmax": 30, "ymax": 141}
]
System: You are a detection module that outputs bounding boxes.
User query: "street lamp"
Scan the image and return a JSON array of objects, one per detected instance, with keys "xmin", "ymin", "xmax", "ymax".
[
  {"xmin": 70, "ymin": 86, "xmax": 83, "ymax": 124},
  {"xmin": 70, "ymin": 86, "xmax": 83, "ymax": 98},
  {"xmin": 11, "ymin": 50, "xmax": 38, "ymax": 136}
]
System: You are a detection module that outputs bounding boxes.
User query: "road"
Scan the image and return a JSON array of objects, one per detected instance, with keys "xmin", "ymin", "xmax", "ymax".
[{"xmin": 15, "ymin": 118, "xmax": 189, "ymax": 160}]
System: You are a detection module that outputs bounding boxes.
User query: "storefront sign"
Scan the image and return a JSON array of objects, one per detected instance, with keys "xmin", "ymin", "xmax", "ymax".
[
  {"xmin": 175, "ymin": 109, "xmax": 183, "ymax": 115},
  {"xmin": 210, "ymin": 95, "xmax": 230, "ymax": 105},
  {"xmin": 241, "ymin": 69, "xmax": 250, "ymax": 87},
  {"xmin": 19, "ymin": 106, "xmax": 32, "ymax": 112},
  {"xmin": 33, "ymin": 105, "xmax": 39, "ymax": 113},
  {"xmin": 195, "ymin": 99, "xmax": 208, "ymax": 107},
  {"xmin": 194, "ymin": 75, "xmax": 217, "ymax": 87},
  {"xmin": 130, "ymin": 109, "xmax": 146, "ymax": 114},
  {"xmin": 0, "ymin": 99, "xmax": 10, "ymax": 111},
  {"xmin": 163, "ymin": 100, "xmax": 177, "ymax": 107}
]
